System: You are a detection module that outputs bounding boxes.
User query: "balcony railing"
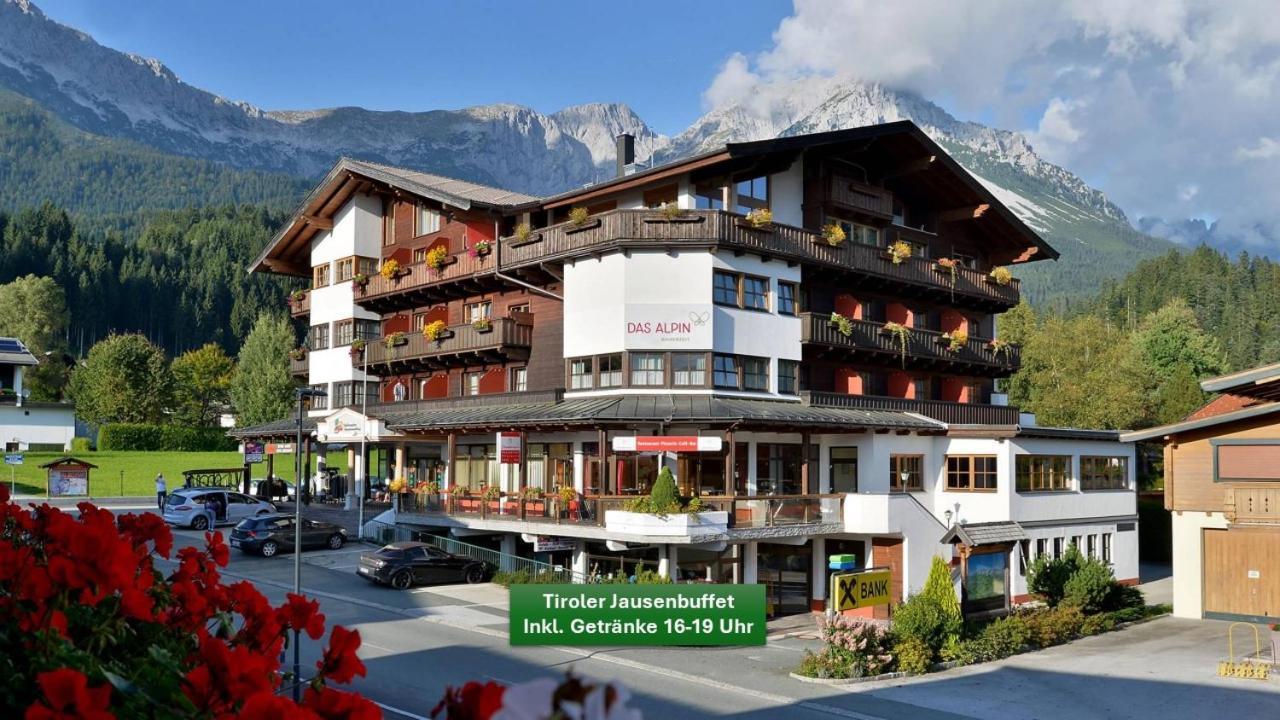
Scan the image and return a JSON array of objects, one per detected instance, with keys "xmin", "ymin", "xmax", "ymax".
[
  {"xmin": 825, "ymin": 175, "xmax": 894, "ymax": 219},
  {"xmin": 287, "ymin": 291, "xmax": 309, "ymax": 318},
  {"xmin": 289, "ymin": 354, "xmax": 308, "ymax": 376},
  {"xmin": 399, "ymin": 492, "xmax": 844, "ymax": 531},
  {"xmin": 802, "ymin": 391, "xmax": 1021, "ymax": 425},
  {"xmin": 1225, "ymin": 487, "xmax": 1280, "ymax": 525},
  {"xmin": 354, "ymin": 209, "xmax": 1019, "ymax": 312},
  {"xmin": 360, "ymin": 318, "xmax": 532, "ymax": 371},
  {"xmin": 801, "ymin": 312, "xmax": 1020, "ymax": 375}
]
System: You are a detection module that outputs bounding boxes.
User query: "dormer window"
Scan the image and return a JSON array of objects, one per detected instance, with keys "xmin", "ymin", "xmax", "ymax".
[
  {"xmin": 416, "ymin": 204, "xmax": 441, "ymax": 236},
  {"xmin": 734, "ymin": 176, "xmax": 769, "ymax": 215}
]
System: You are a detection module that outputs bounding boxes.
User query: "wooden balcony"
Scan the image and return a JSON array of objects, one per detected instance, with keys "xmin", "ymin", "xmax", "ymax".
[
  {"xmin": 802, "ymin": 391, "xmax": 1021, "ymax": 426},
  {"xmin": 359, "ymin": 318, "xmax": 532, "ymax": 373},
  {"xmin": 800, "ymin": 312, "xmax": 1020, "ymax": 376},
  {"xmin": 825, "ymin": 175, "xmax": 894, "ymax": 220},
  {"xmin": 289, "ymin": 354, "xmax": 308, "ymax": 377},
  {"xmin": 287, "ymin": 291, "xmax": 309, "ymax": 318},
  {"xmin": 355, "ymin": 209, "xmax": 1019, "ymax": 313},
  {"xmin": 1225, "ymin": 487, "xmax": 1280, "ymax": 525}
]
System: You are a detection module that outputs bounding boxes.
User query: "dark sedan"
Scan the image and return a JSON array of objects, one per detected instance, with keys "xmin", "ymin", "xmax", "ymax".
[
  {"xmin": 229, "ymin": 514, "xmax": 347, "ymax": 557},
  {"xmin": 357, "ymin": 541, "xmax": 493, "ymax": 589}
]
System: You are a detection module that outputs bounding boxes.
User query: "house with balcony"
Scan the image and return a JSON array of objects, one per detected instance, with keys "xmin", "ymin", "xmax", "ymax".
[
  {"xmin": 1123, "ymin": 362, "xmax": 1280, "ymax": 623},
  {"xmin": 0, "ymin": 337, "xmax": 75, "ymax": 452},
  {"xmin": 237, "ymin": 121, "xmax": 1137, "ymax": 617}
]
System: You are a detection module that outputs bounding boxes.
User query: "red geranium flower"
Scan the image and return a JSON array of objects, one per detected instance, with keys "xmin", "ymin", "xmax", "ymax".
[
  {"xmin": 430, "ymin": 680, "xmax": 505, "ymax": 720},
  {"xmin": 316, "ymin": 626, "xmax": 366, "ymax": 684},
  {"xmin": 24, "ymin": 668, "xmax": 114, "ymax": 720},
  {"xmin": 280, "ymin": 593, "xmax": 327, "ymax": 640},
  {"xmin": 304, "ymin": 686, "xmax": 382, "ymax": 720}
]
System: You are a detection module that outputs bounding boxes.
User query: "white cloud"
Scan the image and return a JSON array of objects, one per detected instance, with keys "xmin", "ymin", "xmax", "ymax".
[{"xmin": 706, "ymin": 0, "xmax": 1280, "ymax": 252}]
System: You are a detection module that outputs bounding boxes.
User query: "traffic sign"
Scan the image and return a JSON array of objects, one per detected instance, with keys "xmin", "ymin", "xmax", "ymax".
[{"xmin": 4, "ymin": 453, "xmax": 22, "ymax": 465}]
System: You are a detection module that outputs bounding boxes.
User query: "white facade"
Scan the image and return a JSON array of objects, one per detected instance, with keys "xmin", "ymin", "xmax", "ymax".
[
  {"xmin": 1169, "ymin": 510, "xmax": 1230, "ymax": 619},
  {"xmin": 0, "ymin": 404, "xmax": 76, "ymax": 451}
]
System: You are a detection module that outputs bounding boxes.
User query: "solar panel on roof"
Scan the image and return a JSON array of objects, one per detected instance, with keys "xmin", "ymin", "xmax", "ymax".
[{"xmin": 0, "ymin": 339, "xmax": 26, "ymax": 352}]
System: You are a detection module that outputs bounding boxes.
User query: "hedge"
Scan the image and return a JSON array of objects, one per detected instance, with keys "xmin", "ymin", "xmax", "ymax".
[{"xmin": 97, "ymin": 424, "xmax": 237, "ymax": 452}]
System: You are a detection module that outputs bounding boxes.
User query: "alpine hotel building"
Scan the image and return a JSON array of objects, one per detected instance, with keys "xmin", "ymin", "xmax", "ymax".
[{"xmin": 240, "ymin": 121, "xmax": 1138, "ymax": 617}]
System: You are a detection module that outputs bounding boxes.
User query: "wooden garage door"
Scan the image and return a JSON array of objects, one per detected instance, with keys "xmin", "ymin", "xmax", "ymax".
[{"xmin": 1203, "ymin": 528, "xmax": 1280, "ymax": 621}]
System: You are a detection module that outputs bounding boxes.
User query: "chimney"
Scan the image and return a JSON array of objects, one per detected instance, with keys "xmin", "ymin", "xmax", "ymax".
[{"xmin": 615, "ymin": 133, "xmax": 635, "ymax": 177}]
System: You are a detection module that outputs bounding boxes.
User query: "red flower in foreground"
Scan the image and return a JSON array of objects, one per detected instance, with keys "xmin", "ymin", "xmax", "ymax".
[
  {"xmin": 317, "ymin": 626, "xmax": 367, "ymax": 684},
  {"xmin": 24, "ymin": 669, "xmax": 114, "ymax": 720},
  {"xmin": 280, "ymin": 592, "xmax": 327, "ymax": 640},
  {"xmin": 431, "ymin": 681, "xmax": 505, "ymax": 720},
  {"xmin": 304, "ymin": 686, "xmax": 382, "ymax": 720}
]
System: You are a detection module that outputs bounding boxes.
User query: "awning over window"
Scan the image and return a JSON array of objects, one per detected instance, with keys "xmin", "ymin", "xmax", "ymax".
[{"xmin": 940, "ymin": 521, "xmax": 1027, "ymax": 547}]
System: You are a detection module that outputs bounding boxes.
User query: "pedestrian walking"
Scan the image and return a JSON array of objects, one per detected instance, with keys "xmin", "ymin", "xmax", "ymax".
[{"xmin": 155, "ymin": 473, "xmax": 167, "ymax": 510}]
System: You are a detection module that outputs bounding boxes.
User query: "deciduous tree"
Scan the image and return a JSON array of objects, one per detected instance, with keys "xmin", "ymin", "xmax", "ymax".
[
  {"xmin": 171, "ymin": 342, "xmax": 235, "ymax": 427},
  {"xmin": 0, "ymin": 274, "xmax": 68, "ymax": 399},
  {"xmin": 67, "ymin": 333, "xmax": 172, "ymax": 425}
]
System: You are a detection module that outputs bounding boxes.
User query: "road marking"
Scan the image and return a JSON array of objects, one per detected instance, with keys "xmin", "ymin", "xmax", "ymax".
[{"xmin": 372, "ymin": 700, "xmax": 430, "ymax": 720}]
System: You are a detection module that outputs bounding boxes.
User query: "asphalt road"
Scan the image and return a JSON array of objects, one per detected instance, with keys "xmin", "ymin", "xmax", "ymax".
[{"xmin": 144, "ymin": 516, "xmax": 1280, "ymax": 720}]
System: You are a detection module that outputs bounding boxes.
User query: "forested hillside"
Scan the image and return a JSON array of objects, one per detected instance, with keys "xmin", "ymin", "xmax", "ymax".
[
  {"xmin": 0, "ymin": 89, "xmax": 307, "ymax": 236},
  {"xmin": 0, "ymin": 203, "xmax": 299, "ymax": 356}
]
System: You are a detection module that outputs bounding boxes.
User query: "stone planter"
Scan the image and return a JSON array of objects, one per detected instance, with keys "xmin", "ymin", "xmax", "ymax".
[{"xmin": 603, "ymin": 510, "xmax": 729, "ymax": 537}]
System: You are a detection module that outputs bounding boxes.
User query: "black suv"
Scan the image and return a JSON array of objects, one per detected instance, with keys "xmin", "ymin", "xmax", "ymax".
[
  {"xmin": 229, "ymin": 514, "xmax": 347, "ymax": 557},
  {"xmin": 357, "ymin": 541, "xmax": 492, "ymax": 589}
]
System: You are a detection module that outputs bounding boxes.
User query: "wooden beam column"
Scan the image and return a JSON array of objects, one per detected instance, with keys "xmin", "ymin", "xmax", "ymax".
[
  {"xmin": 596, "ymin": 429, "xmax": 607, "ymax": 495},
  {"xmin": 801, "ymin": 431, "xmax": 812, "ymax": 495},
  {"xmin": 725, "ymin": 431, "xmax": 736, "ymax": 497}
]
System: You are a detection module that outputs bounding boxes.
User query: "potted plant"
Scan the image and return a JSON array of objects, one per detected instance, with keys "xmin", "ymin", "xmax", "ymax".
[
  {"xmin": 933, "ymin": 257, "xmax": 959, "ymax": 298},
  {"xmin": 288, "ymin": 289, "xmax": 308, "ymax": 306},
  {"xmin": 940, "ymin": 329, "xmax": 969, "ymax": 352},
  {"xmin": 743, "ymin": 208, "xmax": 773, "ymax": 229},
  {"xmin": 288, "ymin": 347, "xmax": 307, "ymax": 361},
  {"xmin": 568, "ymin": 207, "xmax": 590, "ymax": 226},
  {"xmin": 471, "ymin": 317, "xmax": 492, "ymax": 333},
  {"xmin": 470, "ymin": 239, "xmax": 492, "ymax": 258},
  {"xmin": 511, "ymin": 222, "xmax": 540, "ymax": 246},
  {"xmin": 884, "ymin": 239, "xmax": 913, "ymax": 265},
  {"xmin": 424, "ymin": 319, "xmax": 451, "ymax": 342},
  {"xmin": 820, "ymin": 223, "xmax": 847, "ymax": 247},
  {"xmin": 988, "ymin": 338, "xmax": 1014, "ymax": 363},
  {"xmin": 988, "ymin": 266, "xmax": 1013, "ymax": 286},
  {"xmin": 349, "ymin": 338, "xmax": 366, "ymax": 358},
  {"xmin": 558, "ymin": 485, "xmax": 577, "ymax": 509},
  {"xmin": 881, "ymin": 321, "xmax": 911, "ymax": 366},
  {"xmin": 425, "ymin": 245, "xmax": 450, "ymax": 273},
  {"xmin": 829, "ymin": 311, "xmax": 854, "ymax": 338},
  {"xmin": 660, "ymin": 202, "xmax": 684, "ymax": 220},
  {"xmin": 383, "ymin": 331, "xmax": 407, "ymax": 349},
  {"xmin": 379, "ymin": 258, "xmax": 403, "ymax": 280}
]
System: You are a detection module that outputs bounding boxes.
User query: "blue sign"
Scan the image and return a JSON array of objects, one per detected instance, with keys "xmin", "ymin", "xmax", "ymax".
[{"xmin": 4, "ymin": 453, "xmax": 22, "ymax": 465}]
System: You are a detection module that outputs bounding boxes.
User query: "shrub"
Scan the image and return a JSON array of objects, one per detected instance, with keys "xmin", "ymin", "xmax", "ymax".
[
  {"xmin": 1104, "ymin": 583, "xmax": 1146, "ymax": 612},
  {"xmin": 1020, "ymin": 605, "xmax": 1085, "ymax": 648},
  {"xmin": 1081, "ymin": 613, "xmax": 1116, "ymax": 636},
  {"xmin": 1027, "ymin": 545, "xmax": 1083, "ymax": 606},
  {"xmin": 920, "ymin": 557, "xmax": 962, "ymax": 643},
  {"xmin": 891, "ymin": 593, "xmax": 949, "ymax": 656},
  {"xmin": 813, "ymin": 615, "xmax": 894, "ymax": 678},
  {"xmin": 977, "ymin": 615, "xmax": 1029, "ymax": 658},
  {"xmin": 627, "ymin": 467, "xmax": 682, "ymax": 514},
  {"xmin": 893, "ymin": 636, "xmax": 933, "ymax": 674},
  {"xmin": 71, "ymin": 437, "xmax": 93, "ymax": 453},
  {"xmin": 97, "ymin": 423, "xmax": 235, "ymax": 451},
  {"xmin": 1062, "ymin": 556, "xmax": 1117, "ymax": 613},
  {"xmin": 797, "ymin": 649, "xmax": 852, "ymax": 680}
]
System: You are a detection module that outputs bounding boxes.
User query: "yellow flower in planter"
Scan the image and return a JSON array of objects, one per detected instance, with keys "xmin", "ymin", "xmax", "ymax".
[
  {"xmin": 425, "ymin": 245, "xmax": 449, "ymax": 272},
  {"xmin": 568, "ymin": 207, "xmax": 590, "ymax": 226},
  {"xmin": 423, "ymin": 320, "xmax": 448, "ymax": 342},
  {"xmin": 745, "ymin": 208, "xmax": 773, "ymax": 228},
  {"xmin": 379, "ymin": 258, "xmax": 401, "ymax": 280},
  {"xmin": 821, "ymin": 223, "xmax": 846, "ymax": 246},
  {"xmin": 989, "ymin": 266, "xmax": 1013, "ymax": 286},
  {"xmin": 887, "ymin": 240, "xmax": 912, "ymax": 264}
]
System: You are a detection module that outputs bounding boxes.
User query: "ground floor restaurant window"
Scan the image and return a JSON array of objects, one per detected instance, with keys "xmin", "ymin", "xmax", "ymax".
[
  {"xmin": 675, "ymin": 454, "xmax": 726, "ymax": 496},
  {"xmin": 964, "ymin": 549, "xmax": 1009, "ymax": 613},
  {"xmin": 454, "ymin": 445, "xmax": 498, "ymax": 491},
  {"xmin": 757, "ymin": 443, "xmax": 803, "ymax": 495},
  {"xmin": 525, "ymin": 443, "xmax": 572, "ymax": 492}
]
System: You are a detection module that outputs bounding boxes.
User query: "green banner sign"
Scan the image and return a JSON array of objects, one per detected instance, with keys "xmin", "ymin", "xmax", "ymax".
[{"xmin": 509, "ymin": 584, "xmax": 766, "ymax": 646}]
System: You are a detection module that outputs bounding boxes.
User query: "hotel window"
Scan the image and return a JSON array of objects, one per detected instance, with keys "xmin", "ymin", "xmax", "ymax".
[
  {"xmin": 890, "ymin": 455, "xmax": 924, "ymax": 492},
  {"xmin": 672, "ymin": 353, "xmax": 706, "ymax": 387},
  {"xmin": 1070, "ymin": 535, "xmax": 1081, "ymax": 550},
  {"xmin": 569, "ymin": 358, "xmax": 593, "ymax": 390},
  {"xmin": 598, "ymin": 354, "xmax": 623, "ymax": 388},
  {"xmin": 946, "ymin": 455, "xmax": 997, "ymax": 491},
  {"xmin": 412, "ymin": 312, "xmax": 427, "ymax": 331},
  {"xmin": 742, "ymin": 275, "xmax": 769, "ymax": 311},
  {"xmin": 508, "ymin": 303, "xmax": 530, "ymax": 316},
  {"xmin": 416, "ymin": 204, "xmax": 441, "ymax": 235},
  {"xmin": 464, "ymin": 372, "xmax": 482, "ymax": 396},
  {"xmin": 335, "ymin": 258, "xmax": 354, "ymax": 283},
  {"xmin": 1035, "ymin": 538, "xmax": 1048, "ymax": 559},
  {"xmin": 384, "ymin": 212, "xmax": 395, "ymax": 246},
  {"xmin": 1102, "ymin": 533, "xmax": 1112, "ymax": 563},
  {"xmin": 630, "ymin": 353, "xmax": 664, "ymax": 386},
  {"xmin": 309, "ymin": 323, "xmax": 330, "ymax": 350},
  {"xmin": 334, "ymin": 319, "xmax": 354, "ymax": 347},
  {"xmin": 713, "ymin": 271, "xmax": 739, "ymax": 306},
  {"xmin": 756, "ymin": 443, "xmax": 803, "ymax": 494},
  {"xmin": 734, "ymin": 175, "xmax": 769, "ymax": 214},
  {"xmin": 1081, "ymin": 456, "xmax": 1128, "ymax": 490},
  {"xmin": 1016, "ymin": 455, "xmax": 1072, "ymax": 492},
  {"xmin": 510, "ymin": 367, "xmax": 527, "ymax": 393},
  {"xmin": 777, "ymin": 281, "xmax": 797, "ymax": 316},
  {"xmin": 1086, "ymin": 534, "xmax": 1098, "ymax": 559},
  {"xmin": 465, "ymin": 301, "xmax": 492, "ymax": 322},
  {"xmin": 777, "ymin": 360, "xmax": 799, "ymax": 395},
  {"xmin": 742, "ymin": 356, "xmax": 769, "ymax": 391},
  {"xmin": 412, "ymin": 247, "xmax": 428, "ymax": 264},
  {"xmin": 837, "ymin": 221, "xmax": 879, "ymax": 246},
  {"xmin": 693, "ymin": 183, "xmax": 724, "ymax": 210},
  {"xmin": 1053, "ymin": 537, "xmax": 1064, "ymax": 559},
  {"xmin": 308, "ymin": 385, "xmax": 328, "ymax": 411},
  {"xmin": 952, "ymin": 253, "xmax": 977, "ymax": 269},
  {"xmin": 312, "ymin": 264, "xmax": 330, "ymax": 288},
  {"xmin": 355, "ymin": 319, "xmax": 379, "ymax": 342},
  {"xmin": 357, "ymin": 256, "xmax": 378, "ymax": 277},
  {"xmin": 332, "ymin": 381, "xmax": 375, "ymax": 408},
  {"xmin": 713, "ymin": 354, "xmax": 740, "ymax": 389}
]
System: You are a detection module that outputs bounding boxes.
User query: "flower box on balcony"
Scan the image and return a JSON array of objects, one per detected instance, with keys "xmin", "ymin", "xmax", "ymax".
[
  {"xmin": 641, "ymin": 212, "xmax": 705, "ymax": 224},
  {"xmin": 563, "ymin": 217, "xmax": 601, "ymax": 235},
  {"xmin": 603, "ymin": 510, "xmax": 729, "ymax": 537}
]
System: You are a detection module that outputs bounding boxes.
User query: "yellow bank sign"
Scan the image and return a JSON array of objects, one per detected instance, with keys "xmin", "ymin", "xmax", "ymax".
[{"xmin": 834, "ymin": 569, "xmax": 891, "ymax": 611}]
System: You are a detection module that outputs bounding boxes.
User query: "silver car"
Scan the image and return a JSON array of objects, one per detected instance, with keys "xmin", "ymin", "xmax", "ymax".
[{"xmin": 162, "ymin": 488, "xmax": 276, "ymax": 530}]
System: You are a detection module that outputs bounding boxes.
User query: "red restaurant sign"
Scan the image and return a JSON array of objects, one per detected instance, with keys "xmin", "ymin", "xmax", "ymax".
[
  {"xmin": 497, "ymin": 432, "xmax": 523, "ymax": 464},
  {"xmin": 611, "ymin": 436, "xmax": 723, "ymax": 453}
]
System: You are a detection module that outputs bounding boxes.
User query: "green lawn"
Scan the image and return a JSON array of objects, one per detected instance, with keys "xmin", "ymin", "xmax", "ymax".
[{"xmin": 5, "ymin": 451, "xmax": 353, "ymax": 497}]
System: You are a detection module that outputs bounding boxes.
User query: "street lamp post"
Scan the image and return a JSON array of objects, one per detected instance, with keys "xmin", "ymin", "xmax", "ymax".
[
  {"xmin": 292, "ymin": 386, "xmax": 326, "ymax": 701},
  {"xmin": 358, "ymin": 351, "xmax": 369, "ymax": 541}
]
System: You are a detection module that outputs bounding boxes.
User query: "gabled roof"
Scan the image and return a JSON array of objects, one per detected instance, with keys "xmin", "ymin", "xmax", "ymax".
[
  {"xmin": 0, "ymin": 337, "xmax": 37, "ymax": 366},
  {"xmin": 941, "ymin": 521, "xmax": 1028, "ymax": 547},
  {"xmin": 1121, "ymin": 400, "xmax": 1280, "ymax": 443},
  {"xmin": 340, "ymin": 158, "xmax": 541, "ymax": 208},
  {"xmin": 1199, "ymin": 361, "xmax": 1280, "ymax": 402},
  {"xmin": 39, "ymin": 457, "xmax": 97, "ymax": 469}
]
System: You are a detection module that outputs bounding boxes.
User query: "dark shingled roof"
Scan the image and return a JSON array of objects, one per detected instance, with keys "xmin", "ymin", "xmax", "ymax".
[
  {"xmin": 341, "ymin": 158, "xmax": 541, "ymax": 209},
  {"xmin": 941, "ymin": 521, "xmax": 1028, "ymax": 547},
  {"xmin": 228, "ymin": 416, "xmax": 318, "ymax": 438}
]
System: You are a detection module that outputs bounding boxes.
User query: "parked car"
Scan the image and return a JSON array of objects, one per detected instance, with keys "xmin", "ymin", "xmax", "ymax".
[
  {"xmin": 357, "ymin": 541, "xmax": 493, "ymax": 589},
  {"xmin": 162, "ymin": 488, "xmax": 275, "ymax": 530},
  {"xmin": 228, "ymin": 514, "xmax": 347, "ymax": 557}
]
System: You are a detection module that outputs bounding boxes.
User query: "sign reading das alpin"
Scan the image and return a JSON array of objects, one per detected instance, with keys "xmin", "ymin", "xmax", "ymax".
[{"xmin": 510, "ymin": 585, "xmax": 765, "ymax": 646}]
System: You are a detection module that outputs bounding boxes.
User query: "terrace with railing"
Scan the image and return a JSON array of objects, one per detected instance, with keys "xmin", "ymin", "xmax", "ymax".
[
  {"xmin": 801, "ymin": 312, "xmax": 1020, "ymax": 375},
  {"xmin": 801, "ymin": 391, "xmax": 1022, "ymax": 426},
  {"xmin": 358, "ymin": 318, "xmax": 533, "ymax": 372},
  {"xmin": 351, "ymin": 209, "xmax": 1020, "ymax": 313}
]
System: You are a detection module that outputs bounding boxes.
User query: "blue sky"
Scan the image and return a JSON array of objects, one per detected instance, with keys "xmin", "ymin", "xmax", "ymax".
[{"xmin": 38, "ymin": 0, "xmax": 790, "ymax": 135}]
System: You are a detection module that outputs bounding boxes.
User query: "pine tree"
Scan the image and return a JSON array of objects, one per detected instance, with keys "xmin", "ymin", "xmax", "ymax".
[{"xmin": 229, "ymin": 313, "xmax": 297, "ymax": 426}]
